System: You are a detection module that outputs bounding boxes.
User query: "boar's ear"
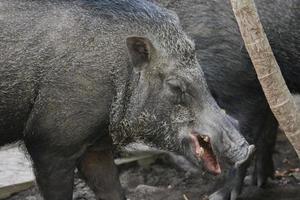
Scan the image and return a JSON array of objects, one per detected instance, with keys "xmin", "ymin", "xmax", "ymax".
[{"xmin": 126, "ymin": 36, "xmax": 155, "ymax": 71}]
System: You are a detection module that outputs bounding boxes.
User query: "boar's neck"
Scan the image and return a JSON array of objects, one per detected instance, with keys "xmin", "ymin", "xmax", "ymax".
[
  {"xmin": 108, "ymin": 68, "xmax": 173, "ymax": 151},
  {"xmin": 109, "ymin": 66, "xmax": 139, "ymax": 149}
]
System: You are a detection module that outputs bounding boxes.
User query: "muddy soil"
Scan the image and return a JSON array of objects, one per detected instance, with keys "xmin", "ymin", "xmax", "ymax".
[{"xmin": 4, "ymin": 131, "xmax": 300, "ymax": 200}]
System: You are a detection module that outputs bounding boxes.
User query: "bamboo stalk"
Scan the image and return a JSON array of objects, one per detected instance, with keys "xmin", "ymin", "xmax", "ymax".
[{"xmin": 230, "ymin": 0, "xmax": 300, "ymax": 158}]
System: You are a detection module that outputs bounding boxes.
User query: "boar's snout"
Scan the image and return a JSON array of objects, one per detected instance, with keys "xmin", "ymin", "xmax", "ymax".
[
  {"xmin": 186, "ymin": 105, "xmax": 255, "ymax": 174},
  {"xmin": 186, "ymin": 129, "xmax": 255, "ymax": 175},
  {"xmin": 216, "ymin": 114, "xmax": 255, "ymax": 167}
]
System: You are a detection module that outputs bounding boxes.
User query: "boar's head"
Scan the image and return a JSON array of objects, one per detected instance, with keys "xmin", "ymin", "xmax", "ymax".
[{"xmin": 110, "ymin": 14, "xmax": 254, "ymax": 175}]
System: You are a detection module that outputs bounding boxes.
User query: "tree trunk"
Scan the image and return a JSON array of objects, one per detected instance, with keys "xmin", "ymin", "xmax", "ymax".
[{"xmin": 230, "ymin": 0, "xmax": 300, "ymax": 158}]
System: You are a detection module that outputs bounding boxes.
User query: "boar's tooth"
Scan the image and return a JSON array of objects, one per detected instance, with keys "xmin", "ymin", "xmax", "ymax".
[
  {"xmin": 203, "ymin": 136, "xmax": 209, "ymax": 142},
  {"xmin": 196, "ymin": 146, "xmax": 204, "ymax": 156},
  {"xmin": 199, "ymin": 147, "xmax": 205, "ymax": 156}
]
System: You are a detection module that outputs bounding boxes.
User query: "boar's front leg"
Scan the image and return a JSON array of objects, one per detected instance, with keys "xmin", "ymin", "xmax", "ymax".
[
  {"xmin": 78, "ymin": 138, "xmax": 125, "ymax": 200},
  {"xmin": 25, "ymin": 144, "xmax": 77, "ymax": 200}
]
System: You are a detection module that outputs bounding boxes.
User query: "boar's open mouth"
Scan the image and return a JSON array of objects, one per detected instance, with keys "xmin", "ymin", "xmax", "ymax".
[{"xmin": 190, "ymin": 134, "xmax": 221, "ymax": 175}]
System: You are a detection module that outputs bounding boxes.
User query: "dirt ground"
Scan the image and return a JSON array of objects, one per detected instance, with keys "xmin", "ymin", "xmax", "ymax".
[{"xmin": 4, "ymin": 131, "xmax": 300, "ymax": 200}]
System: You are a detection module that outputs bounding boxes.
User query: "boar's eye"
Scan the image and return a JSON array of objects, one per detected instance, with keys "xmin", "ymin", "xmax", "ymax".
[
  {"xmin": 166, "ymin": 78, "xmax": 188, "ymax": 105},
  {"xmin": 167, "ymin": 79, "xmax": 185, "ymax": 93}
]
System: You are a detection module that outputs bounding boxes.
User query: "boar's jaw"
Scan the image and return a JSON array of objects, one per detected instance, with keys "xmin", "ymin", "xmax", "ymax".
[
  {"xmin": 197, "ymin": 102, "xmax": 256, "ymax": 168},
  {"xmin": 188, "ymin": 130, "xmax": 255, "ymax": 174},
  {"xmin": 190, "ymin": 133, "xmax": 221, "ymax": 175}
]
